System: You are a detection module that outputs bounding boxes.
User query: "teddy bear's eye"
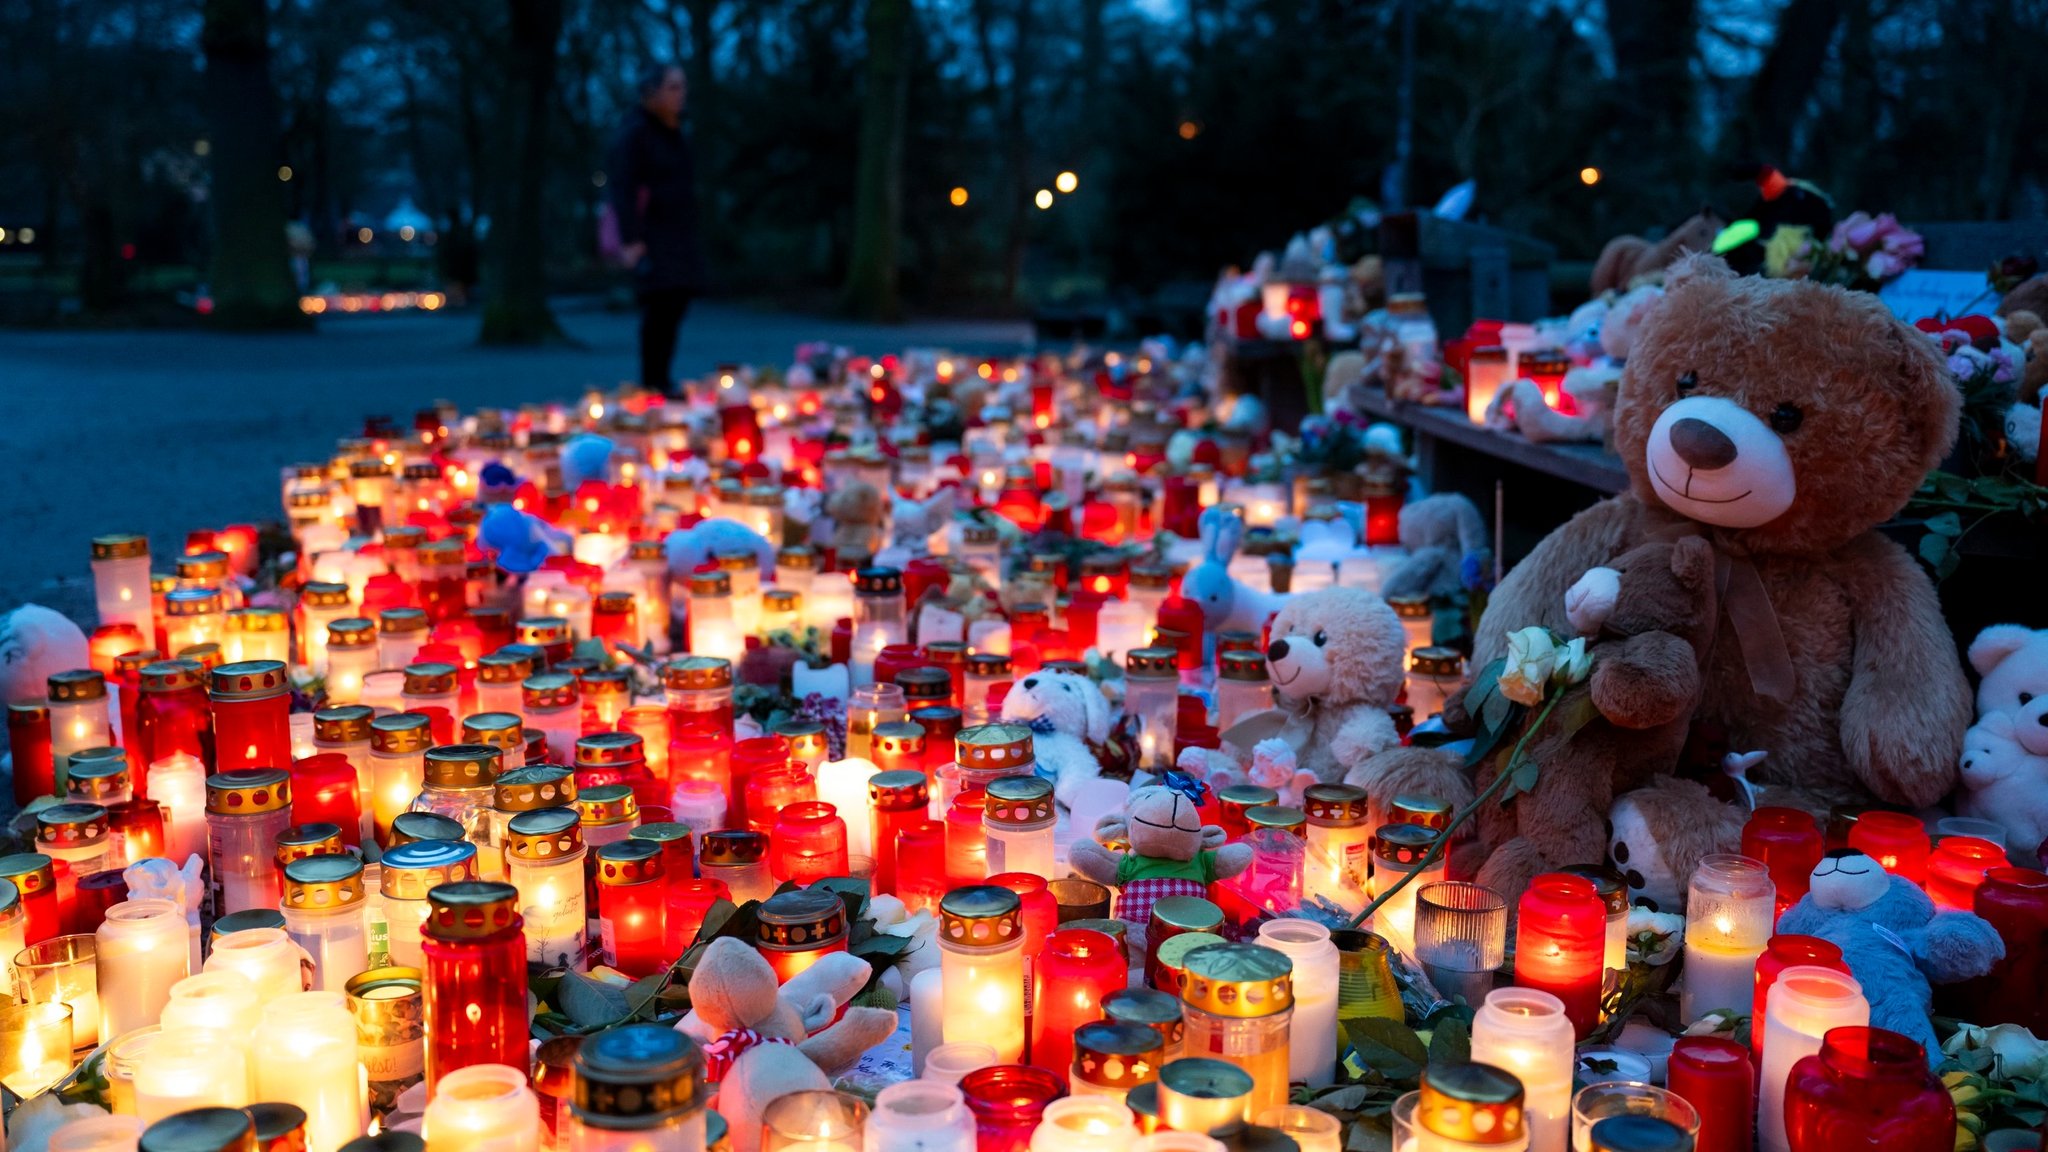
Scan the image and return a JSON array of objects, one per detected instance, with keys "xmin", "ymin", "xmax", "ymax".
[
  {"xmin": 2023, "ymin": 692, "xmax": 2036, "ymax": 706},
  {"xmin": 1771, "ymin": 403, "xmax": 1805, "ymax": 433},
  {"xmin": 1675, "ymin": 372, "xmax": 1699, "ymax": 396},
  {"xmin": 1313, "ymin": 630, "xmax": 1327, "ymax": 647}
]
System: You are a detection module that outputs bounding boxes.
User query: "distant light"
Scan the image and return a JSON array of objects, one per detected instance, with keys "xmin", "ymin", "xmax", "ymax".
[
  {"xmin": 1290, "ymin": 318, "xmax": 1310, "ymax": 339},
  {"xmin": 1579, "ymin": 166, "xmax": 1600, "ymax": 186},
  {"xmin": 1034, "ymin": 189, "xmax": 1053, "ymax": 210},
  {"xmin": 357, "ymin": 227, "xmax": 373, "ymax": 243},
  {"xmin": 399, "ymin": 226, "xmax": 416, "ymax": 241},
  {"xmin": 17, "ymin": 228, "xmax": 32, "ymax": 244},
  {"xmin": 1178, "ymin": 121, "xmax": 1200, "ymax": 140},
  {"xmin": 949, "ymin": 186, "xmax": 969, "ymax": 207},
  {"xmin": 194, "ymin": 140, "xmax": 211, "ymax": 156},
  {"xmin": 592, "ymin": 172, "xmax": 608, "ymax": 187},
  {"xmin": 1055, "ymin": 171, "xmax": 1078, "ymax": 194},
  {"xmin": 278, "ymin": 166, "xmax": 293, "ymax": 182},
  {"xmin": 0, "ymin": 228, "xmax": 8, "ymax": 243}
]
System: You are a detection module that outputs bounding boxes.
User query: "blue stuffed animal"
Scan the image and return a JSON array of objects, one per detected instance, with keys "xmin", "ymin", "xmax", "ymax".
[
  {"xmin": 1181, "ymin": 506, "xmax": 1289, "ymax": 640},
  {"xmin": 1775, "ymin": 848, "xmax": 2004, "ymax": 1064}
]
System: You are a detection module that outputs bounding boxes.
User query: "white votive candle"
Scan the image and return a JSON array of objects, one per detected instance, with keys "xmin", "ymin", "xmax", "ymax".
[
  {"xmin": 1469, "ymin": 989, "xmax": 1574, "ymax": 1152},
  {"xmin": 94, "ymin": 899, "xmax": 190, "ymax": 1041},
  {"xmin": 257, "ymin": 992, "xmax": 369, "ymax": 1152}
]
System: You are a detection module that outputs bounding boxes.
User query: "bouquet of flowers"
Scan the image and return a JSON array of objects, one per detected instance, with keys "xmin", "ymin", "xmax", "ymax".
[{"xmin": 1764, "ymin": 212, "xmax": 1925, "ymax": 291}]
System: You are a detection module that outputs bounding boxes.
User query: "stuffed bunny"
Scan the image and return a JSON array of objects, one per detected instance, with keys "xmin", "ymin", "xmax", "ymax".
[
  {"xmin": 885, "ymin": 487, "xmax": 957, "ymax": 558},
  {"xmin": 1069, "ymin": 779, "xmax": 1253, "ymax": 961},
  {"xmin": 1181, "ymin": 506, "xmax": 1289, "ymax": 640}
]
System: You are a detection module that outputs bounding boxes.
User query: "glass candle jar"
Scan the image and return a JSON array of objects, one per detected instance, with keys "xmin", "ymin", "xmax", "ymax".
[
  {"xmin": 946, "ymin": 789, "xmax": 990, "ymax": 886},
  {"xmin": 762, "ymin": 1089, "xmax": 867, "ymax": 1152},
  {"xmin": 566, "ymin": 1023, "xmax": 710, "ymax": 1152},
  {"xmin": 424, "ymin": 1062, "xmax": 541, "ymax": 1152},
  {"xmin": 1757, "ymin": 967, "xmax": 1868, "ymax": 1152},
  {"xmin": 1555, "ymin": 866, "xmax": 1629, "ymax": 1014},
  {"xmin": 256, "ymin": 991, "xmax": 367, "ymax": 1152},
  {"xmin": 162, "ymin": 970, "xmax": 261, "ymax": 1099},
  {"xmin": 1568, "ymin": 1084, "xmax": 1699, "ymax": 1152},
  {"xmin": 1145, "ymin": 897, "xmax": 1225, "ymax": 992},
  {"xmin": 814, "ymin": 756, "xmax": 882, "ymax": 862},
  {"xmin": 476, "ymin": 652, "xmax": 536, "ymax": 719},
  {"xmin": 1680, "ymin": 855, "xmax": 1775, "ymax": 1024},
  {"xmin": 1178, "ymin": 943, "xmax": 1294, "ymax": 1118},
  {"xmin": 984, "ymin": 776, "xmax": 1056, "ymax": 880},
  {"xmin": 866, "ymin": 1078, "xmax": 975, "ymax": 1152},
  {"xmin": 1782, "ymin": 1026, "xmax": 1951, "ymax": 1152},
  {"xmin": 1469, "ymin": 989, "xmax": 1574, "ymax": 1152},
  {"xmin": 0, "ymin": 879, "xmax": 25, "ymax": 992},
  {"xmin": 204, "ymin": 769, "xmax": 292, "ymax": 916},
  {"xmin": 1959, "ymin": 867, "xmax": 2048, "ymax": 1034},
  {"xmin": 525, "ymin": 674, "xmax": 583, "ymax": 765},
  {"xmin": 400, "ymin": 662, "xmax": 461, "ymax": 724},
  {"xmin": 414, "ymin": 743, "xmax": 504, "ymax": 848},
  {"xmin": 347, "ymin": 967, "xmax": 426, "ymax": 1124},
  {"xmin": 226, "ymin": 607, "xmax": 290, "ymax": 666},
  {"xmin": 133, "ymin": 1035, "xmax": 250, "ymax": 1125},
  {"xmin": 67, "ymin": 746, "xmax": 134, "ymax": 809},
  {"xmin": 505, "ymin": 807, "xmax": 588, "ymax": 974},
  {"xmin": 422, "ymin": 881, "xmax": 529, "ymax": 1093},
  {"xmin": 313, "ymin": 705, "xmax": 377, "ymax": 846},
  {"xmin": 850, "ymin": 568, "xmax": 908, "ymax": 687},
  {"xmin": 1212, "ymin": 653, "xmax": 1271, "ymax": 734},
  {"xmin": 758, "ymin": 888, "xmax": 850, "ymax": 984},
  {"xmin": 37, "ymin": 804, "xmax": 108, "ymax": 926},
  {"xmin": 135, "ymin": 658, "xmax": 209, "ymax": 785},
  {"xmin": 1300, "ymin": 785, "xmax": 1371, "ymax": 911},
  {"xmin": 963, "ymin": 654, "xmax": 1012, "ymax": 726},
  {"xmin": 162, "ymin": 589, "xmax": 227, "ymax": 657},
  {"xmin": 1741, "ymin": 808, "xmax": 1823, "ymax": 922},
  {"xmin": 1214, "ymin": 787, "xmax": 1278, "ymax": 844},
  {"xmin": 1157, "ymin": 1058, "xmax": 1255, "ymax": 1133},
  {"xmin": 281, "ymin": 854, "xmax": 371, "ymax": 992},
  {"xmin": 1103, "ymin": 988, "xmax": 1185, "ymax": 1065},
  {"xmin": 700, "ymin": 830, "xmax": 773, "ymax": 905},
  {"xmin": 1394, "ymin": 1064, "xmax": 1531, "ymax": 1152},
  {"xmin": 206, "ymin": 661, "xmax": 291, "ymax": 775},
  {"xmin": 10, "ymin": 700, "xmax": 58, "ymax": 807},
  {"xmin": 871, "ymin": 721, "xmax": 929, "ymax": 781},
  {"xmin": 379, "ymin": 608, "xmax": 431, "ymax": 672},
  {"xmin": 895, "ymin": 822, "xmax": 950, "ymax": 915},
  {"xmin": 961, "ymin": 1065, "xmax": 1063, "ymax": 1152},
  {"xmin": 1405, "ymin": 648, "xmax": 1464, "ymax": 724},
  {"xmin": 93, "ymin": 534, "xmax": 155, "ymax": 636},
  {"xmin": 938, "ymin": 885, "xmax": 1027, "ymax": 1061},
  {"xmin": 1028, "ymin": 1097, "xmax": 1138, "ymax": 1152},
  {"xmin": 953, "ymin": 723, "xmax": 1038, "ymax": 801},
  {"xmin": 1512, "ymin": 874, "xmax": 1605, "ymax": 1038},
  {"xmin": 49, "ymin": 670, "xmax": 114, "ymax": 788},
  {"xmin": 1845, "ymin": 812, "xmax": 1929, "ymax": 886},
  {"xmin": 595, "ymin": 840, "xmax": 667, "ymax": 977},
  {"xmin": 1667, "ymin": 1036, "xmax": 1753, "ymax": 1152},
  {"xmin": 16, "ymin": 933, "xmax": 100, "ymax": 1048},
  {"xmin": 771, "ymin": 801, "xmax": 852, "ymax": 884},
  {"xmin": 1, "ymin": 854, "xmax": 61, "ymax": 946},
  {"xmin": 870, "ymin": 770, "xmax": 930, "ymax": 899},
  {"xmin": 1122, "ymin": 649, "xmax": 1178, "ymax": 772},
  {"xmin": 1752, "ymin": 936, "xmax": 1848, "ymax": 1070},
  {"xmin": 1254, "ymin": 919, "xmax": 1337, "ymax": 1089},
  {"xmin": 93, "ymin": 898, "xmax": 189, "ymax": 1042},
  {"xmin": 579, "ymin": 670, "xmax": 632, "ymax": 734},
  {"xmin": 297, "ymin": 583, "xmax": 352, "ymax": 674},
  {"xmin": 1926, "ymin": 836, "xmax": 2005, "ymax": 912},
  {"xmin": 846, "ymin": 684, "xmax": 908, "ymax": 763},
  {"xmin": 1366, "ymin": 824, "xmax": 1442, "ymax": 955},
  {"xmin": 200, "ymin": 923, "xmax": 304, "ymax": 1007},
  {"xmin": 369, "ymin": 713, "xmax": 433, "ymax": 848},
  {"xmin": 381, "ymin": 838, "xmax": 479, "ymax": 970},
  {"xmin": 323, "ymin": 619, "xmax": 379, "ymax": 706},
  {"xmin": 684, "ymin": 571, "xmax": 742, "ymax": 663},
  {"xmin": 1032, "ymin": 928, "xmax": 1127, "ymax": 1083}
]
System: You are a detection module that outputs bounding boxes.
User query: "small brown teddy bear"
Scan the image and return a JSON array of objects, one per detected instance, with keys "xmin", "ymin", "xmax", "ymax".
[
  {"xmin": 1590, "ymin": 210, "xmax": 1725, "ymax": 295},
  {"xmin": 1069, "ymin": 781, "xmax": 1253, "ymax": 961},
  {"xmin": 816, "ymin": 480, "xmax": 885, "ymax": 565},
  {"xmin": 2005, "ymin": 310, "xmax": 2048, "ymax": 405}
]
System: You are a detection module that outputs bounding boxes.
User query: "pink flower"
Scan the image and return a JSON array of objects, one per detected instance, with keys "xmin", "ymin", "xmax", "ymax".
[
  {"xmin": 1948, "ymin": 351, "xmax": 1979, "ymax": 378},
  {"xmin": 1835, "ymin": 211, "xmax": 1881, "ymax": 253}
]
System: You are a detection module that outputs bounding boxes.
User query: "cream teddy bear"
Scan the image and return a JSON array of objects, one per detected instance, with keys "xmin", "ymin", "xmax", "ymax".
[{"xmin": 999, "ymin": 669, "xmax": 1111, "ymax": 808}]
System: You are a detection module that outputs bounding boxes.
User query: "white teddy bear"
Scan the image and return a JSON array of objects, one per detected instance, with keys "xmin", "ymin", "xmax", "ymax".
[
  {"xmin": 998, "ymin": 669, "xmax": 1110, "ymax": 808},
  {"xmin": 1957, "ymin": 624, "xmax": 2048, "ymax": 863}
]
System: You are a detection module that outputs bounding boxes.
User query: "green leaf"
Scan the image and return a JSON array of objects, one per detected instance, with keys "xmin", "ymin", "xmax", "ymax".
[
  {"xmin": 625, "ymin": 973, "xmax": 669, "ymax": 1019},
  {"xmin": 1926, "ymin": 510, "xmax": 1964, "ymax": 537},
  {"xmin": 1934, "ymin": 473, "xmax": 1971, "ymax": 502},
  {"xmin": 1479, "ymin": 684, "xmax": 1513, "ymax": 734},
  {"xmin": 1347, "ymin": 1117, "xmax": 1395, "ymax": 1152},
  {"xmin": 851, "ymin": 933, "xmax": 913, "ymax": 959},
  {"xmin": 1508, "ymin": 758, "xmax": 1540, "ymax": 797},
  {"xmin": 1428, "ymin": 1014, "xmax": 1471, "ymax": 1067},
  {"xmin": 557, "ymin": 970, "xmax": 632, "ymax": 1028},
  {"xmin": 1343, "ymin": 1018, "xmax": 1428, "ymax": 1081},
  {"xmin": 1553, "ymin": 688, "xmax": 1601, "ymax": 739},
  {"xmin": 1918, "ymin": 533, "xmax": 1953, "ymax": 570},
  {"xmin": 1314, "ymin": 1085, "xmax": 1373, "ymax": 1112}
]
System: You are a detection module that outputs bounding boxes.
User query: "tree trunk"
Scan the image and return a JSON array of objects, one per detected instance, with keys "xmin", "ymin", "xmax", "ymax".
[
  {"xmin": 201, "ymin": 0, "xmax": 306, "ymax": 328},
  {"xmin": 842, "ymin": 0, "xmax": 911, "ymax": 320},
  {"xmin": 1736, "ymin": 0, "xmax": 1842, "ymax": 166},
  {"xmin": 480, "ymin": 0, "xmax": 566, "ymax": 345}
]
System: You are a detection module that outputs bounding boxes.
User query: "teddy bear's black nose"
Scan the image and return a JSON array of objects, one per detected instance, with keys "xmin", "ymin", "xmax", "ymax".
[
  {"xmin": 1671, "ymin": 417, "xmax": 1739, "ymax": 470},
  {"xmin": 1267, "ymin": 639, "xmax": 1290, "ymax": 662},
  {"xmin": 1023, "ymin": 677, "xmax": 1038, "ymax": 690}
]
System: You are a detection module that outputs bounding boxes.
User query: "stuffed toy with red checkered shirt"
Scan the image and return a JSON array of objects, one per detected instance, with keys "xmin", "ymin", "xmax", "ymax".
[{"xmin": 1070, "ymin": 775, "xmax": 1252, "ymax": 962}]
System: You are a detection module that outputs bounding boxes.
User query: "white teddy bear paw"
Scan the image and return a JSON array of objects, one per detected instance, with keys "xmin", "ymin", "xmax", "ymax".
[{"xmin": 1565, "ymin": 566, "xmax": 1621, "ymax": 636}]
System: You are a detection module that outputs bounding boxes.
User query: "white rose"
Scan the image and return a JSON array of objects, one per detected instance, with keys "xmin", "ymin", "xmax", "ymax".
[
  {"xmin": 1626, "ymin": 908, "xmax": 1685, "ymax": 967},
  {"xmin": 1553, "ymin": 636, "xmax": 1593, "ymax": 686},
  {"xmin": 1498, "ymin": 626, "xmax": 1558, "ymax": 705},
  {"xmin": 1945, "ymin": 1022, "xmax": 2048, "ymax": 1082}
]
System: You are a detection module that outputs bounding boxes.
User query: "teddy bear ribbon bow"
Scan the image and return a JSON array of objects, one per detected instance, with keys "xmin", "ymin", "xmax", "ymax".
[
  {"xmin": 702, "ymin": 1027, "xmax": 795, "ymax": 1083},
  {"xmin": 1652, "ymin": 523, "xmax": 1796, "ymax": 705}
]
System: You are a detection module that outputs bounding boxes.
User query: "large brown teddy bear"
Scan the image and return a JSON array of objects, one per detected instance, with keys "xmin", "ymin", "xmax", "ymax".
[
  {"xmin": 1456, "ymin": 536, "xmax": 1723, "ymax": 903},
  {"xmin": 1465, "ymin": 255, "xmax": 1968, "ymax": 823}
]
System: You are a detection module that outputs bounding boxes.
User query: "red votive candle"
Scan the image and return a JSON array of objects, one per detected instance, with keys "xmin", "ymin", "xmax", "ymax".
[
  {"xmin": 897, "ymin": 820, "xmax": 949, "ymax": 914},
  {"xmin": 207, "ymin": 660, "xmax": 292, "ymax": 775},
  {"xmin": 1925, "ymin": 836, "xmax": 2006, "ymax": 911},
  {"xmin": 421, "ymin": 880, "xmax": 529, "ymax": 1092},
  {"xmin": 664, "ymin": 877, "xmax": 729, "ymax": 954},
  {"xmin": 107, "ymin": 799, "xmax": 166, "ymax": 865},
  {"xmin": 771, "ymin": 801, "xmax": 851, "ymax": 884},
  {"xmin": 745, "ymin": 765, "xmax": 817, "ymax": 836},
  {"xmin": 290, "ymin": 753, "xmax": 363, "ymax": 848},
  {"xmin": 595, "ymin": 840, "xmax": 668, "ymax": 977},
  {"xmin": 90, "ymin": 624, "xmax": 146, "ymax": 677},
  {"xmin": 620, "ymin": 707, "xmax": 672, "ymax": 787},
  {"xmin": 913, "ymin": 706, "xmax": 963, "ymax": 778},
  {"xmin": 869, "ymin": 770, "xmax": 930, "ymax": 899},
  {"xmin": 8, "ymin": 703, "xmax": 56, "ymax": 807},
  {"xmin": 75, "ymin": 869, "xmax": 130, "ymax": 933},
  {"xmin": 1846, "ymin": 811, "xmax": 1929, "ymax": 885},
  {"xmin": 1958, "ymin": 868, "xmax": 2048, "ymax": 1033},
  {"xmin": 729, "ymin": 735, "xmax": 791, "ymax": 830},
  {"xmin": 134, "ymin": 659, "xmax": 210, "ymax": 787},
  {"xmin": 1753, "ymin": 935, "xmax": 1848, "ymax": 1068},
  {"xmin": 947, "ymin": 788, "xmax": 990, "ymax": 886},
  {"xmin": 1669, "ymin": 1035, "xmax": 1754, "ymax": 1152},
  {"xmin": 0, "ymin": 856, "xmax": 59, "ymax": 944},
  {"xmin": 961, "ymin": 1064, "xmax": 1064, "ymax": 1152},
  {"xmin": 1743, "ymin": 807, "xmax": 1824, "ymax": 921},
  {"xmin": 1513, "ymin": 872, "xmax": 1606, "ymax": 1037},
  {"xmin": 1031, "ymin": 928, "xmax": 1126, "ymax": 1083},
  {"xmin": 1783, "ymin": 1026, "xmax": 1954, "ymax": 1152}
]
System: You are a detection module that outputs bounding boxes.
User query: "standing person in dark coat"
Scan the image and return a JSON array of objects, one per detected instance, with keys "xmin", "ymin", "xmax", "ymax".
[{"xmin": 608, "ymin": 64, "xmax": 705, "ymax": 395}]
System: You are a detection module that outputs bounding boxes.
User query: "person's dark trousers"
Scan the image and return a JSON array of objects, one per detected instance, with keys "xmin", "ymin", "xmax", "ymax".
[{"xmin": 637, "ymin": 287, "xmax": 692, "ymax": 394}]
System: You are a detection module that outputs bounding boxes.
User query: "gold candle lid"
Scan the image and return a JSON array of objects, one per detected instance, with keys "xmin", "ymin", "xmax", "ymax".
[
  {"xmin": 477, "ymin": 651, "xmax": 537, "ymax": 685},
  {"xmin": 165, "ymin": 587, "xmax": 223, "ymax": 618},
  {"xmin": 938, "ymin": 884, "xmax": 1023, "ymax": 947},
  {"xmin": 328, "ymin": 617, "xmax": 377, "ymax": 648},
  {"xmin": 176, "ymin": 642, "xmax": 224, "ymax": 670},
  {"xmin": 1390, "ymin": 794, "xmax": 1453, "ymax": 831},
  {"xmin": 1411, "ymin": 646, "xmax": 1464, "ymax": 677},
  {"xmin": 1370, "ymin": 823, "xmax": 1438, "ymax": 864},
  {"xmin": 687, "ymin": 570, "xmax": 731, "ymax": 597},
  {"xmin": 575, "ymin": 783, "xmax": 638, "ymax": 827},
  {"xmin": 283, "ymin": 852, "xmax": 367, "ymax": 908},
  {"xmin": 1073, "ymin": 1022, "xmax": 1164, "ymax": 1091},
  {"xmin": 575, "ymin": 731, "xmax": 645, "ymax": 768},
  {"xmin": 37, "ymin": 802, "xmax": 109, "ymax": 848},
  {"xmin": 48, "ymin": 668, "xmax": 108, "ymax": 702},
  {"xmin": 315, "ymin": 705, "xmax": 375, "ymax": 744},
  {"xmin": 379, "ymin": 608, "xmax": 429, "ymax": 635},
  {"xmin": 955, "ymin": 723, "xmax": 1034, "ymax": 773},
  {"xmin": 424, "ymin": 880, "xmax": 521, "ymax": 940},
  {"xmin": 1417, "ymin": 1063, "xmax": 1527, "ymax": 1145},
  {"xmin": 274, "ymin": 822, "xmax": 346, "ymax": 867},
  {"xmin": 423, "ymin": 743, "xmax": 503, "ymax": 789},
  {"xmin": 1152, "ymin": 931, "xmax": 1226, "ymax": 994},
  {"xmin": 869, "ymin": 769, "xmax": 929, "ymax": 811},
  {"xmin": 961, "ymin": 523, "xmax": 999, "ymax": 545},
  {"xmin": 894, "ymin": 667, "xmax": 951, "ymax": 702},
  {"xmin": 757, "ymin": 888, "xmax": 850, "ymax": 950},
  {"xmin": 524, "ymin": 672, "xmax": 579, "ymax": 710},
  {"xmin": 209, "ymin": 659, "xmax": 288, "ymax": 700},
  {"xmin": 984, "ymin": 775, "xmax": 1055, "ymax": 829},
  {"xmin": 1151, "ymin": 895, "xmax": 1224, "ymax": 933},
  {"xmin": 285, "ymin": 486, "xmax": 327, "ymax": 511},
  {"xmin": 518, "ymin": 616, "xmax": 571, "ymax": 645},
  {"xmin": 663, "ymin": 655, "xmax": 734, "ymax": 691},
  {"xmin": 571, "ymin": 1022, "xmax": 706, "ymax": 1123},
  {"xmin": 1218, "ymin": 650, "xmax": 1269, "ymax": 682},
  {"xmin": 582, "ymin": 669, "xmax": 630, "ymax": 700},
  {"xmin": 506, "ymin": 807, "xmax": 584, "ymax": 861},
  {"xmin": 92, "ymin": 534, "xmax": 150, "ymax": 561},
  {"xmin": 714, "ymin": 549, "xmax": 757, "ymax": 573},
  {"xmin": 419, "ymin": 539, "xmax": 466, "ymax": 568},
  {"xmin": 1103, "ymin": 987, "xmax": 1183, "ymax": 1047},
  {"xmin": 594, "ymin": 591, "xmax": 637, "ymax": 617},
  {"xmin": 965, "ymin": 652, "xmax": 1012, "ymax": 679},
  {"xmin": 403, "ymin": 662, "xmax": 459, "ymax": 696},
  {"xmin": 871, "ymin": 722, "xmax": 927, "ymax": 771},
  {"xmin": 1387, "ymin": 594, "xmax": 1431, "ymax": 620},
  {"xmin": 139, "ymin": 659, "xmax": 205, "ymax": 693},
  {"xmin": 462, "ymin": 711, "xmax": 525, "ymax": 752},
  {"xmin": 380, "ymin": 838, "xmax": 480, "ymax": 899},
  {"xmin": 1179, "ymin": 942, "xmax": 1294, "ymax": 1018},
  {"xmin": 1159, "ymin": 1058, "xmax": 1255, "ymax": 1128},
  {"xmin": 596, "ymin": 839, "xmax": 665, "ymax": 886},
  {"xmin": 139, "ymin": 1106, "xmax": 257, "ymax": 1152},
  {"xmin": 776, "ymin": 545, "xmax": 819, "ymax": 572},
  {"xmin": 113, "ymin": 649, "xmax": 162, "ymax": 680},
  {"xmin": 1217, "ymin": 785, "xmax": 1279, "ymax": 813},
  {"xmin": 301, "ymin": 582, "xmax": 353, "ymax": 610},
  {"xmin": 763, "ymin": 588, "xmax": 801, "ymax": 615},
  {"xmin": 1125, "ymin": 647, "xmax": 1178, "ymax": 678},
  {"xmin": 388, "ymin": 810, "xmax": 465, "ymax": 848},
  {"xmin": 177, "ymin": 550, "xmax": 231, "ymax": 582},
  {"xmin": 1244, "ymin": 805, "xmax": 1306, "ymax": 836},
  {"xmin": 628, "ymin": 539, "xmax": 665, "ymax": 563},
  {"xmin": 5, "ymin": 700, "xmax": 48, "ymax": 725},
  {"xmin": 1304, "ymin": 784, "xmax": 1370, "ymax": 827},
  {"xmin": 855, "ymin": 566, "xmax": 903, "ymax": 596},
  {"xmin": 496, "ymin": 764, "xmax": 577, "ymax": 812},
  {"xmin": 926, "ymin": 641, "xmax": 968, "ymax": 667},
  {"xmin": 0, "ymin": 854, "xmax": 55, "ymax": 895},
  {"xmin": 700, "ymin": 829, "xmax": 768, "ymax": 866},
  {"xmin": 65, "ymin": 747, "xmax": 130, "ymax": 801},
  {"xmin": 205, "ymin": 769, "xmax": 291, "ymax": 815},
  {"xmin": 370, "ymin": 712, "xmax": 434, "ymax": 755},
  {"xmin": 228, "ymin": 607, "xmax": 287, "ymax": 635}
]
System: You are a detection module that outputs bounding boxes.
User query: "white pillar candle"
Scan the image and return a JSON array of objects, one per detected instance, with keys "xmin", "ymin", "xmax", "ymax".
[
  {"xmin": 257, "ymin": 992, "xmax": 369, "ymax": 1152},
  {"xmin": 1469, "ymin": 989, "xmax": 1574, "ymax": 1152},
  {"xmin": 202, "ymin": 926, "xmax": 308, "ymax": 1007},
  {"xmin": 817, "ymin": 758, "xmax": 881, "ymax": 861},
  {"xmin": 1028, "ymin": 1097, "xmax": 1138, "ymax": 1152},
  {"xmin": 1680, "ymin": 854, "xmax": 1775, "ymax": 1024},
  {"xmin": 910, "ymin": 967, "xmax": 945, "ymax": 1075},
  {"xmin": 134, "ymin": 1029, "xmax": 250, "ymax": 1124},
  {"xmin": 94, "ymin": 899, "xmax": 190, "ymax": 1041},
  {"xmin": 937, "ymin": 889, "xmax": 1026, "ymax": 1063},
  {"xmin": 865, "ymin": 1078, "xmax": 975, "ymax": 1152},
  {"xmin": 425, "ymin": 1062, "xmax": 541, "ymax": 1152},
  {"xmin": 1757, "ymin": 966, "xmax": 1867, "ymax": 1152},
  {"xmin": 161, "ymin": 972, "xmax": 261, "ymax": 1098},
  {"xmin": 1256, "ymin": 919, "xmax": 1338, "ymax": 1088},
  {"xmin": 148, "ymin": 753, "xmax": 210, "ymax": 868}
]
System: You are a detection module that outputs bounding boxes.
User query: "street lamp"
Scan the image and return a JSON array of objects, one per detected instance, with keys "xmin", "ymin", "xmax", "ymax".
[
  {"xmin": 1055, "ymin": 171, "xmax": 1078, "ymax": 194},
  {"xmin": 1034, "ymin": 189, "xmax": 1053, "ymax": 210},
  {"xmin": 949, "ymin": 187, "xmax": 969, "ymax": 206}
]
